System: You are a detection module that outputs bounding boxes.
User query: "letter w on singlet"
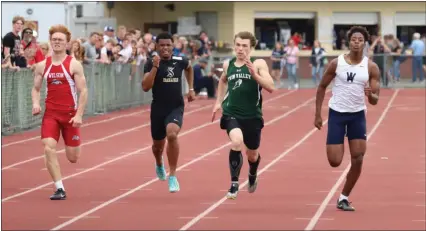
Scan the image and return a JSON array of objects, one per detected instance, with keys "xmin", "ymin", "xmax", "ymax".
[{"xmin": 346, "ymin": 72, "xmax": 356, "ymax": 82}]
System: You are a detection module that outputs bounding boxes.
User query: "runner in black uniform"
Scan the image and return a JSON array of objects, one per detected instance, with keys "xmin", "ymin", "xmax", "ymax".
[{"xmin": 142, "ymin": 32, "xmax": 195, "ymax": 193}]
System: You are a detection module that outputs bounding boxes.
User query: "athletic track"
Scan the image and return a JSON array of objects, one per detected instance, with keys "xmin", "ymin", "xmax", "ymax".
[{"xmin": 2, "ymin": 88, "xmax": 425, "ymax": 230}]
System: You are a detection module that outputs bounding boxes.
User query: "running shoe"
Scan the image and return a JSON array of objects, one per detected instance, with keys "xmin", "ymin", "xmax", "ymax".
[{"xmin": 168, "ymin": 176, "xmax": 180, "ymax": 193}]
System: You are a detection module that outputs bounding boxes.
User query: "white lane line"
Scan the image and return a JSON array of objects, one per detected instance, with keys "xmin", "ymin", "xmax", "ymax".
[
  {"xmin": 178, "ymin": 119, "xmax": 329, "ymax": 231},
  {"xmin": 2, "ymin": 109, "xmax": 151, "ymax": 148},
  {"xmin": 2, "ymin": 105, "xmax": 210, "ymax": 170},
  {"xmin": 180, "ymin": 90, "xmax": 399, "ymax": 231},
  {"xmin": 49, "ymin": 90, "xmax": 321, "ymax": 231},
  {"xmin": 2, "ymin": 91, "xmax": 297, "ymax": 202}
]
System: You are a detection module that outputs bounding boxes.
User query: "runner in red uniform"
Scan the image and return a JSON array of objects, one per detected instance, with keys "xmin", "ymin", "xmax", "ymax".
[{"xmin": 31, "ymin": 25, "xmax": 88, "ymax": 200}]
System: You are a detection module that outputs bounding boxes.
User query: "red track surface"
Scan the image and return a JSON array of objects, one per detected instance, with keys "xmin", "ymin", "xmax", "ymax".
[{"xmin": 2, "ymin": 88, "xmax": 425, "ymax": 230}]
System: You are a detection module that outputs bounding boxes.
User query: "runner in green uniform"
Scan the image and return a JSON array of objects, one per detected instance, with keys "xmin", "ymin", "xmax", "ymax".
[{"xmin": 212, "ymin": 31, "xmax": 275, "ymax": 199}]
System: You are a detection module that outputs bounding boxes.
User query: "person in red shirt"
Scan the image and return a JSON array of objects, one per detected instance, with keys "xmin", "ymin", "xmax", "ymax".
[
  {"xmin": 21, "ymin": 27, "xmax": 44, "ymax": 67},
  {"xmin": 291, "ymin": 32, "xmax": 301, "ymax": 47},
  {"xmin": 31, "ymin": 24, "xmax": 88, "ymax": 200}
]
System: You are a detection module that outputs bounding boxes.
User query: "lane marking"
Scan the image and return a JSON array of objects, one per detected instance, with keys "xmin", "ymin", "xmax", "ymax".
[
  {"xmin": 2, "ymin": 91, "xmax": 298, "ymax": 202},
  {"xmin": 304, "ymin": 89, "xmax": 399, "ymax": 231},
  {"xmin": 2, "ymin": 105, "xmax": 211, "ymax": 170},
  {"xmin": 180, "ymin": 90, "xmax": 399, "ymax": 231},
  {"xmin": 178, "ymin": 119, "xmax": 330, "ymax": 230},
  {"xmin": 2, "ymin": 109, "xmax": 151, "ymax": 148},
  {"xmin": 59, "ymin": 216, "xmax": 100, "ymax": 219},
  {"xmin": 49, "ymin": 91, "xmax": 324, "ymax": 231}
]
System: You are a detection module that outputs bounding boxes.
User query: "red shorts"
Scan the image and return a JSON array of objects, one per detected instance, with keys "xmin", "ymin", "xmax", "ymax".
[{"xmin": 41, "ymin": 109, "xmax": 81, "ymax": 147}]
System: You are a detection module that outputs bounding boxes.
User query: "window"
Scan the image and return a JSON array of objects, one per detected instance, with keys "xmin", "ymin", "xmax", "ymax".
[
  {"xmin": 333, "ymin": 24, "xmax": 378, "ymax": 50},
  {"xmin": 396, "ymin": 26, "xmax": 426, "ymax": 46},
  {"xmin": 254, "ymin": 18, "xmax": 315, "ymax": 50}
]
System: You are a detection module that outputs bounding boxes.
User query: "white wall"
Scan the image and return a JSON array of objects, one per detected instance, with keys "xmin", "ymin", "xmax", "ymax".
[
  {"xmin": 1, "ymin": 2, "xmax": 105, "ymax": 42},
  {"xmin": 2, "ymin": 2, "xmax": 66, "ymax": 42}
]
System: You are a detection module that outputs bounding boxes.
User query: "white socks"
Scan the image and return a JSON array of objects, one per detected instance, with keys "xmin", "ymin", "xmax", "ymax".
[
  {"xmin": 54, "ymin": 180, "xmax": 65, "ymax": 191},
  {"xmin": 339, "ymin": 193, "xmax": 348, "ymax": 202}
]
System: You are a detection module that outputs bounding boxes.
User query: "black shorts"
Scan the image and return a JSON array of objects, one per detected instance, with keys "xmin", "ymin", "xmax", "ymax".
[
  {"xmin": 150, "ymin": 105, "xmax": 184, "ymax": 140},
  {"xmin": 220, "ymin": 115, "xmax": 264, "ymax": 150},
  {"xmin": 326, "ymin": 108, "xmax": 366, "ymax": 145}
]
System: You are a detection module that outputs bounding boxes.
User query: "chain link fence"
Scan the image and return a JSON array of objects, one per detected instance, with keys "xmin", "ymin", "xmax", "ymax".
[{"xmin": 1, "ymin": 54, "xmax": 424, "ymax": 135}]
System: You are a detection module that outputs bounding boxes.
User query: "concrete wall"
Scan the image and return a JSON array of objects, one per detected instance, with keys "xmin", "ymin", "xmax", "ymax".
[
  {"xmin": 233, "ymin": 1, "xmax": 425, "ymax": 56},
  {"xmin": 103, "ymin": 1, "xmax": 234, "ymax": 42},
  {"xmin": 104, "ymin": 2, "xmax": 424, "ymax": 57}
]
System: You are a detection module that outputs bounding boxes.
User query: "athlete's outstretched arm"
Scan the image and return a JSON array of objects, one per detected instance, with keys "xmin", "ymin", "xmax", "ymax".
[
  {"xmin": 253, "ymin": 59, "xmax": 275, "ymax": 93},
  {"xmin": 367, "ymin": 60, "xmax": 381, "ymax": 105},
  {"xmin": 72, "ymin": 59, "xmax": 88, "ymax": 117},
  {"xmin": 31, "ymin": 61, "xmax": 46, "ymax": 115},
  {"xmin": 314, "ymin": 58, "xmax": 337, "ymax": 129}
]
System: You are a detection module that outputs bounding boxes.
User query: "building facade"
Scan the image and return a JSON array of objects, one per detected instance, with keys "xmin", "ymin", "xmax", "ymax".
[{"xmin": 105, "ymin": 1, "xmax": 425, "ymax": 56}]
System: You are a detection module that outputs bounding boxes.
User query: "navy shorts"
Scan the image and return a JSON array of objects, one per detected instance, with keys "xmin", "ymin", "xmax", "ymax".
[
  {"xmin": 326, "ymin": 108, "xmax": 366, "ymax": 145},
  {"xmin": 150, "ymin": 105, "xmax": 184, "ymax": 141},
  {"xmin": 220, "ymin": 115, "xmax": 264, "ymax": 150}
]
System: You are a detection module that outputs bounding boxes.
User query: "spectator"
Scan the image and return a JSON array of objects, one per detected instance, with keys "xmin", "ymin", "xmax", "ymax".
[
  {"xmin": 103, "ymin": 26, "xmax": 115, "ymax": 43},
  {"xmin": 408, "ymin": 32, "xmax": 425, "ymax": 83},
  {"xmin": 83, "ymin": 32, "xmax": 100, "ymax": 63},
  {"xmin": 134, "ymin": 28, "xmax": 142, "ymax": 41},
  {"xmin": 14, "ymin": 45, "xmax": 27, "ymax": 68},
  {"xmin": 100, "ymin": 39, "xmax": 116, "ymax": 64},
  {"xmin": 127, "ymin": 29, "xmax": 137, "ymax": 42},
  {"xmin": 193, "ymin": 57, "xmax": 216, "ymax": 98},
  {"xmin": 111, "ymin": 43, "xmax": 123, "ymax": 62},
  {"xmin": 118, "ymin": 37, "xmax": 133, "ymax": 63},
  {"xmin": 389, "ymin": 36, "xmax": 404, "ymax": 82},
  {"xmin": 116, "ymin": 25, "xmax": 127, "ymax": 44},
  {"xmin": 2, "ymin": 16, "xmax": 24, "ymax": 67},
  {"xmin": 39, "ymin": 42, "xmax": 50, "ymax": 58},
  {"xmin": 270, "ymin": 41, "xmax": 285, "ymax": 85},
  {"xmin": 21, "ymin": 27, "xmax": 44, "ymax": 68},
  {"xmin": 309, "ymin": 40, "xmax": 326, "ymax": 86},
  {"xmin": 95, "ymin": 34, "xmax": 104, "ymax": 61},
  {"xmin": 173, "ymin": 40, "xmax": 186, "ymax": 57},
  {"xmin": 370, "ymin": 35, "xmax": 392, "ymax": 86},
  {"xmin": 197, "ymin": 31, "xmax": 209, "ymax": 57},
  {"xmin": 291, "ymin": 32, "xmax": 302, "ymax": 47},
  {"xmin": 284, "ymin": 39, "xmax": 300, "ymax": 89},
  {"xmin": 69, "ymin": 40, "xmax": 85, "ymax": 63},
  {"xmin": 143, "ymin": 32, "xmax": 153, "ymax": 45}
]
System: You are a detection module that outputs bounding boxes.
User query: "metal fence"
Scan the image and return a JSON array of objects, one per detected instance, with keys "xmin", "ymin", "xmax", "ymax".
[
  {"xmin": 1, "ymin": 61, "xmax": 191, "ymax": 135},
  {"xmin": 211, "ymin": 54, "xmax": 426, "ymax": 89},
  {"xmin": 1, "ymin": 54, "xmax": 424, "ymax": 135}
]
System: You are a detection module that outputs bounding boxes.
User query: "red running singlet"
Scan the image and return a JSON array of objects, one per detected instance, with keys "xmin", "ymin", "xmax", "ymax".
[
  {"xmin": 40, "ymin": 55, "xmax": 81, "ymax": 146},
  {"xmin": 43, "ymin": 55, "xmax": 78, "ymax": 112}
]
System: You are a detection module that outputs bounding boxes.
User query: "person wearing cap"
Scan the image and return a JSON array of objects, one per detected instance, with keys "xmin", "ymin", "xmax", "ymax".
[{"xmin": 103, "ymin": 26, "xmax": 116, "ymax": 43}]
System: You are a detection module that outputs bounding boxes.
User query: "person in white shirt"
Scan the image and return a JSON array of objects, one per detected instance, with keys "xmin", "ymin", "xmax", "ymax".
[
  {"xmin": 100, "ymin": 39, "xmax": 116, "ymax": 63},
  {"xmin": 103, "ymin": 26, "xmax": 115, "ymax": 43},
  {"xmin": 314, "ymin": 26, "xmax": 381, "ymax": 212},
  {"xmin": 117, "ymin": 37, "xmax": 133, "ymax": 63}
]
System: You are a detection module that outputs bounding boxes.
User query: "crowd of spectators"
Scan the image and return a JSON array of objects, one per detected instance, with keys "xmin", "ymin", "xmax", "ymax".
[
  {"xmin": 2, "ymin": 15, "xmax": 425, "ymax": 92},
  {"xmin": 270, "ymin": 30, "xmax": 426, "ymax": 88},
  {"xmin": 1, "ymin": 15, "xmax": 213, "ymax": 73}
]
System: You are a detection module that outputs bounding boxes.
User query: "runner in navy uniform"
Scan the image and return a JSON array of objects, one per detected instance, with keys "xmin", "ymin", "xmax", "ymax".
[
  {"xmin": 142, "ymin": 32, "xmax": 195, "ymax": 193},
  {"xmin": 314, "ymin": 26, "xmax": 381, "ymax": 211}
]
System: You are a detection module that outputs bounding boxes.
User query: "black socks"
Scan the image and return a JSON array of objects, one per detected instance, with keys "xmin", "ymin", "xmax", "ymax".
[
  {"xmin": 248, "ymin": 154, "xmax": 261, "ymax": 176},
  {"xmin": 229, "ymin": 150, "xmax": 261, "ymax": 181},
  {"xmin": 229, "ymin": 149, "xmax": 243, "ymax": 182}
]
